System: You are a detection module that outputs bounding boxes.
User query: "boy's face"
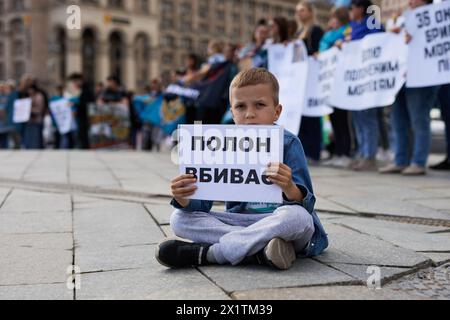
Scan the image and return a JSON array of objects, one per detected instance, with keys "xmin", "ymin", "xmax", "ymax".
[{"xmin": 230, "ymin": 84, "xmax": 282, "ymax": 126}]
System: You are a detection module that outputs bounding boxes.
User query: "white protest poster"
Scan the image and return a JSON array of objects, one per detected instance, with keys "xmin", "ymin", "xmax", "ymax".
[
  {"xmin": 329, "ymin": 33, "xmax": 408, "ymax": 110},
  {"xmin": 405, "ymin": 1, "xmax": 450, "ymax": 87},
  {"xmin": 49, "ymin": 99, "xmax": 74, "ymax": 135},
  {"xmin": 303, "ymin": 47, "xmax": 340, "ymax": 116},
  {"xmin": 268, "ymin": 41, "xmax": 308, "ymax": 135},
  {"xmin": 13, "ymin": 98, "xmax": 32, "ymax": 124},
  {"xmin": 177, "ymin": 125, "xmax": 284, "ymax": 203}
]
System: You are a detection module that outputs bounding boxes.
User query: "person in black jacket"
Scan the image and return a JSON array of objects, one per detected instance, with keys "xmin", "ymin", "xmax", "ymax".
[{"xmin": 295, "ymin": 1, "xmax": 324, "ymax": 164}]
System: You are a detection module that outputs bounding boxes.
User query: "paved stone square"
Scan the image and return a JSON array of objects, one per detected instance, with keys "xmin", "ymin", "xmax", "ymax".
[{"xmin": 0, "ymin": 151, "xmax": 449, "ymax": 300}]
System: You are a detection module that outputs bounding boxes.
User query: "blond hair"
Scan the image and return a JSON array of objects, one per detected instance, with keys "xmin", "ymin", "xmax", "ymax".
[
  {"xmin": 230, "ymin": 68, "xmax": 280, "ymax": 105},
  {"xmin": 297, "ymin": 0, "xmax": 316, "ymax": 40}
]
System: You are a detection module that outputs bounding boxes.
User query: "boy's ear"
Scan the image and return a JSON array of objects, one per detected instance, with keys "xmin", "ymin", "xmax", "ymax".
[{"xmin": 275, "ymin": 104, "xmax": 282, "ymax": 121}]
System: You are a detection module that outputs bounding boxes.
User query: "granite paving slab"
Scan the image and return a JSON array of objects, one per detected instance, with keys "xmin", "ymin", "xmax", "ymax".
[
  {"xmin": 77, "ymin": 264, "xmax": 229, "ymax": 300},
  {"xmin": 199, "ymin": 259, "xmax": 356, "ymax": 293},
  {"xmin": 316, "ymin": 224, "xmax": 430, "ymax": 268}
]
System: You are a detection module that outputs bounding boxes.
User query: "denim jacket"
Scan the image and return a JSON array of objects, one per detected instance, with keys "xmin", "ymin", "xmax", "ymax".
[{"xmin": 171, "ymin": 130, "xmax": 329, "ymax": 258}]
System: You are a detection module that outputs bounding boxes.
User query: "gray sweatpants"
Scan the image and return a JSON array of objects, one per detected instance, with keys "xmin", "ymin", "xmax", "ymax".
[{"xmin": 170, "ymin": 205, "xmax": 315, "ymax": 266}]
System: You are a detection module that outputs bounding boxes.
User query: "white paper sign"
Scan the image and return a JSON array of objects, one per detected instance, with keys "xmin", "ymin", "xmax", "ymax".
[
  {"xmin": 268, "ymin": 41, "xmax": 308, "ymax": 135},
  {"xmin": 405, "ymin": 2, "xmax": 450, "ymax": 87},
  {"xmin": 329, "ymin": 33, "xmax": 408, "ymax": 110},
  {"xmin": 13, "ymin": 98, "xmax": 32, "ymax": 124},
  {"xmin": 303, "ymin": 48, "xmax": 339, "ymax": 116},
  {"xmin": 49, "ymin": 99, "xmax": 74, "ymax": 135},
  {"xmin": 178, "ymin": 125, "xmax": 284, "ymax": 204}
]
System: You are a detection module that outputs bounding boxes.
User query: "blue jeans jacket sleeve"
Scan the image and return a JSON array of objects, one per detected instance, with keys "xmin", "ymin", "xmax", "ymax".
[
  {"xmin": 283, "ymin": 131, "xmax": 329, "ymax": 257},
  {"xmin": 283, "ymin": 132, "xmax": 316, "ymax": 214},
  {"xmin": 171, "ymin": 198, "xmax": 213, "ymax": 213}
]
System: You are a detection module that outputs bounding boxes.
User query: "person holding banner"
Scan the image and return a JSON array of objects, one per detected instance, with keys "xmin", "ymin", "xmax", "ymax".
[
  {"xmin": 320, "ymin": 7, "xmax": 353, "ymax": 168},
  {"xmin": 347, "ymin": 0, "xmax": 384, "ymax": 171},
  {"xmin": 156, "ymin": 69, "xmax": 328, "ymax": 270},
  {"xmin": 23, "ymin": 84, "xmax": 45, "ymax": 149},
  {"xmin": 67, "ymin": 73, "xmax": 94, "ymax": 150},
  {"xmin": 295, "ymin": 1, "xmax": 325, "ymax": 164},
  {"xmin": 380, "ymin": 0, "xmax": 440, "ymax": 175},
  {"xmin": 0, "ymin": 82, "xmax": 14, "ymax": 149}
]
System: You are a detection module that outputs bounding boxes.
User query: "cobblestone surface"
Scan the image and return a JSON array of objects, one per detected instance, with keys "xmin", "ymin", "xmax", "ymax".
[{"xmin": 388, "ymin": 264, "xmax": 450, "ymax": 300}]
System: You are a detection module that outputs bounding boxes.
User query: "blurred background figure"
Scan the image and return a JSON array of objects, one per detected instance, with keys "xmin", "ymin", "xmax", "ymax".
[
  {"xmin": 68, "ymin": 73, "xmax": 95, "ymax": 150},
  {"xmin": 296, "ymin": 0, "xmax": 325, "ymax": 165},
  {"xmin": 23, "ymin": 84, "xmax": 46, "ymax": 149},
  {"xmin": 268, "ymin": 16, "xmax": 290, "ymax": 45},
  {"xmin": 320, "ymin": 7, "xmax": 353, "ymax": 168},
  {"xmin": 238, "ymin": 19, "xmax": 270, "ymax": 69}
]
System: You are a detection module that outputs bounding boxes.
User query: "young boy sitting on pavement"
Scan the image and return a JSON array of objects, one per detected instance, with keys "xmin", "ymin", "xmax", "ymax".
[{"xmin": 156, "ymin": 68, "xmax": 328, "ymax": 270}]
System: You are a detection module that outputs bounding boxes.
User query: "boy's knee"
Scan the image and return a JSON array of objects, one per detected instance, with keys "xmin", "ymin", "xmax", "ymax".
[
  {"xmin": 170, "ymin": 210, "xmax": 190, "ymax": 237},
  {"xmin": 169, "ymin": 209, "xmax": 209, "ymax": 238},
  {"xmin": 275, "ymin": 205, "xmax": 314, "ymax": 235}
]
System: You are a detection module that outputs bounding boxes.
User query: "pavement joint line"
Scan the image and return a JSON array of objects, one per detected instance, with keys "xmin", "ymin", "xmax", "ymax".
[
  {"xmin": 1, "ymin": 231, "xmax": 72, "ymax": 236},
  {"xmin": 3, "ymin": 210, "xmax": 72, "ymax": 215},
  {"xmin": 195, "ymin": 267, "xmax": 234, "ymax": 299},
  {"xmin": 119, "ymin": 243, "xmax": 158, "ymax": 248},
  {"xmin": 142, "ymin": 204, "xmax": 170, "ymax": 238},
  {"xmin": 333, "ymin": 222, "xmax": 368, "ymax": 236},
  {"xmin": 20, "ymin": 152, "xmax": 42, "ymax": 181},
  {"xmin": 312, "ymin": 260, "xmax": 414, "ymax": 269},
  {"xmin": 0, "ymin": 282, "xmax": 66, "ymax": 288},
  {"xmin": 71, "ymin": 194, "xmax": 76, "ymax": 301},
  {"xmin": 230, "ymin": 279, "xmax": 366, "ymax": 299},
  {"xmin": 0, "ymin": 178, "xmax": 168, "ymax": 203},
  {"xmin": 94, "ymin": 153, "xmax": 124, "ymax": 189},
  {"xmin": 314, "ymin": 258, "xmax": 434, "ymax": 287},
  {"xmin": 79, "ymin": 267, "xmax": 142, "ymax": 276},
  {"xmin": 0, "ymin": 187, "xmax": 13, "ymax": 211},
  {"xmin": 426, "ymin": 229, "xmax": 450, "ymax": 234}
]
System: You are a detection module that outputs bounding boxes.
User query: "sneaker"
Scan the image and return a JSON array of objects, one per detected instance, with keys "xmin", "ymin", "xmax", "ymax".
[
  {"xmin": 379, "ymin": 164, "xmax": 407, "ymax": 174},
  {"xmin": 241, "ymin": 238, "xmax": 296, "ymax": 270},
  {"xmin": 323, "ymin": 157, "xmax": 338, "ymax": 167},
  {"xmin": 334, "ymin": 156, "xmax": 352, "ymax": 168},
  {"xmin": 430, "ymin": 158, "xmax": 450, "ymax": 171},
  {"xmin": 402, "ymin": 165, "xmax": 426, "ymax": 176},
  {"xmin": 353, "ymin": 158, "xmax": 378, "ymax": 172},
  {"xmin": 348, "ymin": 159, "xmax": 361, "ymax": 170},
  {"xmin": 155, "ymin": 239, "xmax": 211, "ymax": 268}
]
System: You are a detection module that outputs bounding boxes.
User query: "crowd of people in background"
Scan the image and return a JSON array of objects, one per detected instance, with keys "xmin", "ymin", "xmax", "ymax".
[{"xmin": 0, "ymin": 0, "xmax": 449, "ymax": 176}]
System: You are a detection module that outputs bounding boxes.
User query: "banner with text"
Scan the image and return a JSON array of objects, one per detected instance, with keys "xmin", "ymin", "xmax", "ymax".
[
  {"xmin": 303, "ymin": 47, "xmax": 339, "ymax": 116},
  {"xmin": 329, "ymin": 32, "xmax": 408, "ymax": 110},
  {"xmin": 268, "ymin": 41, "xmax": 308, "ymax": 135},
  {"xmin": 13, "ymin": 98, "xmax": 32, "ymax": 124},
  {"xmin": 405, "ymin": 1, "xmax": 450, "ymax": 87},
  {"xmin": 49, "ymin": 98, "xmax": 75, "ymax": 135},
  {"xmin": 89, "ymin": 103, "xmax": 130, "ymax": 149},
  {"xmin": 178, "ymin": 125, "xmax": 284, "ymax": 204}
]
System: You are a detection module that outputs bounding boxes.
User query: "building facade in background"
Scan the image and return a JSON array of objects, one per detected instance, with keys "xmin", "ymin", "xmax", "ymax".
[{"xmin": 0, "ymin": 0, "xmax": 334, "ymax": 93}]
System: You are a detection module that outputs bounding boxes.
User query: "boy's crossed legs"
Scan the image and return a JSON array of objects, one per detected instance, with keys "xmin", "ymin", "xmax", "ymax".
[{"xmin": 156, "ymin": 205, "xmax": 315, "ymax": 270}]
